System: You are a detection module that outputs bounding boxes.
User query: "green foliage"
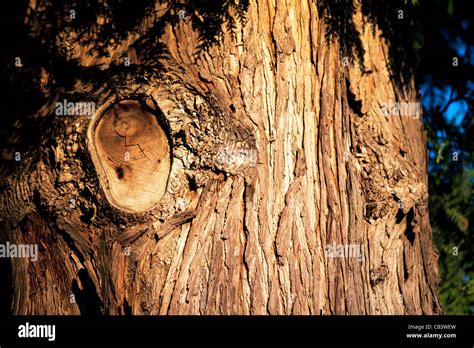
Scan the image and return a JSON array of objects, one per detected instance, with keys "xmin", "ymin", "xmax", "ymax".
[
  {"xmin": 318, "ymin": 0, "xmax": 365, "ymax": 68},
  {"xmin": 436, "ymin": 240, "xmax": 473, "ymax": 314},
  {"xmin": 414, "ymin": 0, "xmax": 474, "ymax": 314},
  {"xmin": 430, "ymin": 162, "xmax": 474, "ymax": 314}
]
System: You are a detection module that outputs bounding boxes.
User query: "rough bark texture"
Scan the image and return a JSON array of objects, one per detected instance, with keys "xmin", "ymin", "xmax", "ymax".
[{"xmin": 0, "ymin": 0, "xmax": 441, "ymax": 315}]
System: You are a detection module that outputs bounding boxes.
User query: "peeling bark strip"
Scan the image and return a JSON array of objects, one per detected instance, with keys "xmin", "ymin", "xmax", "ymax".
[{"xmin": 0, "ymin": 0, "xmax": 441, "ymax": 315}]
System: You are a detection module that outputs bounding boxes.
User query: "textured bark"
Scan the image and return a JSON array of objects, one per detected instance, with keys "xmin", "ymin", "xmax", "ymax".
[{"xmin": 0, "ymin": 0, "xmax": 441, "ymax": 315}]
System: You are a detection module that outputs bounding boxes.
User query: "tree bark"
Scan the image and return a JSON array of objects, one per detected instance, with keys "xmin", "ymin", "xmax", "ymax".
[{"xmin": 0, "ymin": 0, "xmax": 441, "ymax": 315}]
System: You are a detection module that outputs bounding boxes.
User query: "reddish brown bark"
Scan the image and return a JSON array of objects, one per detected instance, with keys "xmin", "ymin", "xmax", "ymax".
[{"xmin": 0, "ymin": 0, "xmax": 441, "ymax": 315}]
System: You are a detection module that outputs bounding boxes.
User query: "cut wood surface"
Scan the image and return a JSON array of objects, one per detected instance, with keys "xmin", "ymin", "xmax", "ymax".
[{"xmin": 89, "ymin": 100, "xmax": 170, "ymax": 213}]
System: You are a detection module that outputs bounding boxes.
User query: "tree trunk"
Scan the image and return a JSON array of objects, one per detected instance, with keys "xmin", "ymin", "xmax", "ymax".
[{"xmin": 0, "ymin": 0, "xmax": 441, "ymax": 315}]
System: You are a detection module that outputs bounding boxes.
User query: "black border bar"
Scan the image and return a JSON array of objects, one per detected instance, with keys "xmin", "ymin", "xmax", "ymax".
[{"xmin": 0, "ymin": 315, "xmax": 472, "ymax": 346}]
